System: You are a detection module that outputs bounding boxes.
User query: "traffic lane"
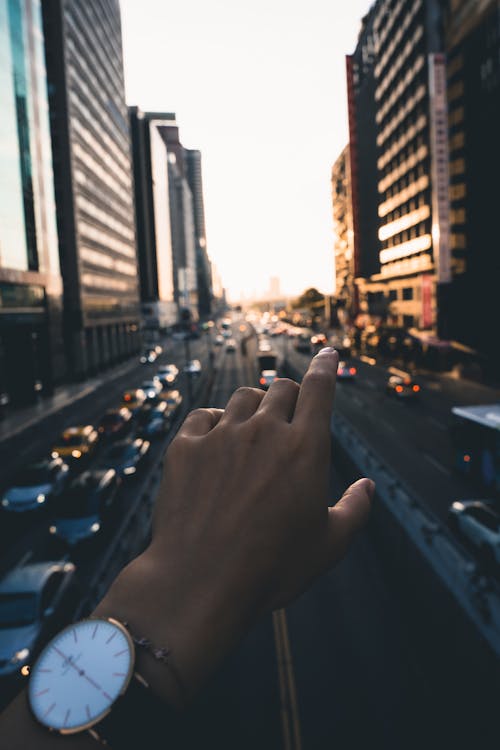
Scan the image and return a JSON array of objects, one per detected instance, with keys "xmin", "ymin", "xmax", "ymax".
[
  {"xmin": 176, "ymin": 454, "xmax": 442, "ymax": 749},
  {"xmin": 0, "ymin": 335, "xmax": 207, "ymax": 488},
  {"xmin": 282, "ymin": 344, "xmax": 466, "ymax": 521},
  {"xmin": 0, "ymin": 341, "xmax": 209, "ymax": 558}
]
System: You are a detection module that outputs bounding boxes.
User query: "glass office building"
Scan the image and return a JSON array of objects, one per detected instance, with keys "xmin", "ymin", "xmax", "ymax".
[
  {"xmin": 0, "ymin": 0, "xmax": 65, "ymax": 406},
  {"xmin": 42, "ymin": 0, "xmax": 141, "ymax": 378}
]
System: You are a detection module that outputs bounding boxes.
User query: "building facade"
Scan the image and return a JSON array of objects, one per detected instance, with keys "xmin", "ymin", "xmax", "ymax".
[
  {"xmin": 42, "ymin": 0, "xmax": 141, "ymax": 379},
  {"xmin": 155, "ymin": 119, "xmax": 199, "ymax": 320},
  {"xmin": 331, "ymin": 145, "xmax": 356, "ymax": 323},
  {"xmin": 129, "ymin": 107, "xmax": 178, "ymax": 333},
  {"xmin": 0, "ymin": 0, "xmax": 66, "ymax": 406},
  {"xmin": 346, "ymin": 5, "xmax": 380, "ymax": 311},
  {"xmin": 185, "ymin": 148, "xmax": 213, "ymax": 318},
  {"xmin": 442, "ymin": 0, "xmax": 500, "ymax": 372},
  {"xmin": 355, "ymin": 0, "xmax": 446, "ymax": 333}
]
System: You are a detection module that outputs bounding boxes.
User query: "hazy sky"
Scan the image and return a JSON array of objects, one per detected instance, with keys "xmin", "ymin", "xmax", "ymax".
[{"xmin": 120, "ymin": 0, "xmax": 373, "ymax": 302}]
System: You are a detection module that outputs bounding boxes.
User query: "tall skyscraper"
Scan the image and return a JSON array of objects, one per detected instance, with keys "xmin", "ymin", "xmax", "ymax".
[
  {"xmin": 353, "ymin": 0, "xmax": 446, "ymax": 333},
  {"xmin": 0, "ymin": 0, "xmax": 65, "ymax": 405},
  {"xmin": 441, "ymin": 0, "xmax": 500, "ymax": 374},
  {"xmin": 185, "ymin": 148, "xmax": 213, "ymax": 318},
  {"xmin": 152, "ymin": 117, "xmax": 199, "ymax": 320},
  {"xmin": 346, "ymin": 5, "xmax": 380, "ymax": 295},
  {"xmin": 331, "ymin": 145, "xmax": 356, "ymax": 321},
  {"xmin": 129, "ymin": 107, "xmax": 177, "ymax": 333},
  {"xmin": 42, "ymin": 0, "xmax": 141, "ymax": 378}
]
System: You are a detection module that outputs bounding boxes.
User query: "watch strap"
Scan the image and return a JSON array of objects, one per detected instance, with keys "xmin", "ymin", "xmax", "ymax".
[{"xmin": 90, "ymin": 672, "xmax": 184, "ymax": 748}]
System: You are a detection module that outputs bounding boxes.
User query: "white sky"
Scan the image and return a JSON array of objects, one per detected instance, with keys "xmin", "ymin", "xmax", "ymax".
[{"xmin": 120, "ymin": 0, "xmax": 374, "ymax": 302}]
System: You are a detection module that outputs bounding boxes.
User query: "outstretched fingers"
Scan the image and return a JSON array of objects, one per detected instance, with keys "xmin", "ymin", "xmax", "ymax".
[
  {"xmin": 324, "ymin": 478, "xmax": 375, "ymax": 567},
  {"xmin": 292, "ymin": 348, "xmax": 339, "ymax": 433}
]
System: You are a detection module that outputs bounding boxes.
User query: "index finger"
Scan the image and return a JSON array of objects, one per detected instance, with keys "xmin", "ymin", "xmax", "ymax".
[{"xmin": 292, "ymin": 347, "xmax": 339, "ymax": 431}]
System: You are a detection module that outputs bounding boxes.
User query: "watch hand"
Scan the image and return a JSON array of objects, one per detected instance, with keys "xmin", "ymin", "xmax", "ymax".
[{"xmin": 52, "ymin": 646, "xmax": 102, "ymax": 690}]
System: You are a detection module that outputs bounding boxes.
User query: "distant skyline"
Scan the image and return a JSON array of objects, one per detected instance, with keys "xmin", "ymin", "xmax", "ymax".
[{"xmin": 120, "ymin": 0, "xmax": 374, "ymax": 302}]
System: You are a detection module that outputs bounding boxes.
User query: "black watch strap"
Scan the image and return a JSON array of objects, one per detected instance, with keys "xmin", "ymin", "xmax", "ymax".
[{"xmin": 91, "ymin": 673, "xmax": 184, "ymax": 749}]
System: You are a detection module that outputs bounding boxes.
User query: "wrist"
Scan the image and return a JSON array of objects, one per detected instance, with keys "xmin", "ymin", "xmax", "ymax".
[{"xmin": 92, "ymin": 546, "xmax": 260, "ymax": 709}]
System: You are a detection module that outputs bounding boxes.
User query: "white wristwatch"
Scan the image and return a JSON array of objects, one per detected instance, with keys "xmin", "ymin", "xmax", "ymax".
[{"xmin": 27, "ymin": 617, "xmax": 170, "ymax": 746}]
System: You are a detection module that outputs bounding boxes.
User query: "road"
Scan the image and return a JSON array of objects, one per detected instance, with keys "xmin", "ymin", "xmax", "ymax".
[{"xmin": 1, "ymin": 319, "xmax": 499, "ymax": 748}]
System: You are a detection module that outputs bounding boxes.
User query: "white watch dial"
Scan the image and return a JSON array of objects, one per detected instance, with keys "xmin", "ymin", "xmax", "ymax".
[{"xmin": 28, "ymin": 618, "xmax": 134, "ymax": 733}]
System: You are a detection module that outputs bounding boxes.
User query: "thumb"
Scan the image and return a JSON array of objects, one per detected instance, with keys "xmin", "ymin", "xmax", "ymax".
[{"xmin": 325, "ymin": 478, "xmax": 375, "ymax": 566}]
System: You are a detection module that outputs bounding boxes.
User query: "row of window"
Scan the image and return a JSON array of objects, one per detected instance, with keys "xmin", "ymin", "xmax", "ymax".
[
  {"xmin": 376, "ymin": 25, "xmax": 424, "ymax": 108},
  {"xmin": 378, "ymin": 113, "xmax": 427, "ymax": 171},
  {"xmin": 376, "ymin": 52, "xmax": 425, "ymax": 129},
  {"xmin": 378, "ymin": 142, "xmax": 428, "ymax": 193},
  {"xmin": 377, "ymin": 83, "xmax": 426, "ymax": 148},
  {"xmin": 374, "ymin": 0, "xmax": 422, "ymax": 83}
]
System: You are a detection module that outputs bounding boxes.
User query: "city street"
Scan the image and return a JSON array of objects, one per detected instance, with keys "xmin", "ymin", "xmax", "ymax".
[{"xmin": 1, "ymin": 323, "xmax": 499, "ymax": 748}]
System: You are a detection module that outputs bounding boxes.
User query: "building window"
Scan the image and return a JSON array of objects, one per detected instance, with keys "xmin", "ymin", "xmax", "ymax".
[{"xmin": 402, "ymin": 287, "xmax": 413, "ymax": 300}]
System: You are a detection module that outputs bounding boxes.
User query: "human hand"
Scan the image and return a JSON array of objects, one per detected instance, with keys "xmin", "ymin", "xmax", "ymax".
[
  {"xmin": 96, "ymin": 346, "xmax": 374, "ymax": 705},
  {"xmin": 150, "ymin": 346, "xmax": 373, "ymax": 613}
]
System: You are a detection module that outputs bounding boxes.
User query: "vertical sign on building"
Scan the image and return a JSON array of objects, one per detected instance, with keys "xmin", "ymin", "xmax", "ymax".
[{"xmin": 428, "ymin": 53, "xmax": 451, "ymax": 284}]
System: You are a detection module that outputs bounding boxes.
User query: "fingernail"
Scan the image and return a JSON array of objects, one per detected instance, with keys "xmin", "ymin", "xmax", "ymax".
[
  {"xmin": 316, "ymin": 346, "xmax": 337, "ymax": 356},
  {"xmin": 365, "ymin": 479, "xmax": 375, "ymax": 500}
]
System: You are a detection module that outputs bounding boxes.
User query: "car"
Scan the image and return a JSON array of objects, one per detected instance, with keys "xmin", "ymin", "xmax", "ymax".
[
  {"xmin": 311, "ymin": 333, "xmax": 328, "ymax": 349},
  {"xmin": 337, "ymin": 361, "xmax": 357, "ymax": 381},
  {"xmin": 183, "ymin": 359, "xmax": 202, "ymax": 376},
  {"xmin": 145, "ymin": 343, "xmax": 162, "ymax": 356},
  {"xmin": 259, "ymin": 369, "xmax": 278, "ymax": 391},
  {"xmin": 97, "ymin": 407, "xmax": 133, "ymax": 439},
  {"xmin": 226, "ymin": 338, "xmax": 237, "ymax": 352},
  {"xmin": 214, "ymin": 335, "xmax": 224, "ymax": 346},
  {"xmin": 172, "ymin": 330, "xmax": 189, "ymax": 341},
  {"xmin": 95, "ymin": 437, "xmax": 151, "ymax": 480},
  {"xmin": 157, "ymin": 389, "xmax": 183, "ymax": 417},
  {"xmin": 1, "ymin": 458, "xmax": 70, "ymax": 514},
  {"xmin": 448, "ymin": 500, "xmax": 500, "ymax": 569},
  {"xmin": 139, "ymin": 348, "xmax": 157, "ymax": 364},
  {"xmin": 136, "ymin": 401, "xmax": 170, "ymax": 439},
  {"xmin": 385, "ymin": 368, "xmax": 420, "ymax": 400},
  {"xmin": 121, "ymin": 388, "xmax": 147, "ymax": 414},
  {"xmin": 49, "ymin": 469, "xmax": 121, "ymax": 547},
  {"xmin": 140, "ymin": 377, "xmax": 163, "ymax": 400},
  {"xmin": 51, "ymin": 425, "xmax": 99, "ymax": 466},
  {"xmin": 0, "ymin": 560, "xmax": 76, "ymax": 678},
  {"xmin": 156, "ymin": 364, "xmax": 179, "ymax": 387}
]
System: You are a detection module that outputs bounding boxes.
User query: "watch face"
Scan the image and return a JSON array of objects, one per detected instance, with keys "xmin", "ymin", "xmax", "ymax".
[{"xmin": 28, "ymin": 618, "xmax": 134, "ymax": 734}]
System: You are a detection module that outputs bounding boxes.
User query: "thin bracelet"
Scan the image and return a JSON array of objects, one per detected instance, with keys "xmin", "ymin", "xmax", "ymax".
[{"xmin": 122, "ymin": 621, "xmax": 188, "ymax": 706}]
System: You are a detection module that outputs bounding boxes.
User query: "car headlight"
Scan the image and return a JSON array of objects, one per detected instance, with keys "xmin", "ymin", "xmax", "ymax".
[
  {"xmin": 90, "ymin": 522, "xmax": 101, "ymax": 533},
  {"xmin": 49, "ymin": 525, "xmax": 57, "ymax": 534},
  {"xmin": 36, "ymin": 494, "xmax": 46, "ymax": 504},
  {"xmin": 1, "ymin": 498, "xmax": 9, "ymax": 507},
  {"xmin": 71, "ymin": 449, "xmax": 82, "ymax": 458},
  {"xmin": 11, "ymin": 648, "xmax": 30, "ymax": 664},
  {"xmin": 123, "ymin": 466, "xmax": 136, "ymax": 475},
  {"xmin": 51, "ymin": 451, "xmax": 59, "ymax": 458}
]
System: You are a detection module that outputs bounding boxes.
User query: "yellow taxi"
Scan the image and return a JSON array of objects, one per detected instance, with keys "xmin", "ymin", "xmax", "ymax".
[{"xmin": 51, "ymin": 425, "xmax": 99, "ymax": 464}]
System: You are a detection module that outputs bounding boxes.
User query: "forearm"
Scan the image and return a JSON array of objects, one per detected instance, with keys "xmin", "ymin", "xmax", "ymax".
[{"xmin": 0, "ymin": 545, "xmax": 260, "ymax": 749}]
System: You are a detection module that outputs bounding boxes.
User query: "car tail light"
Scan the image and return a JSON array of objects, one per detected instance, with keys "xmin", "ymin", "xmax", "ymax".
[
  {"xmin": 260, "ymin": 377, "xmax": 266, "ymax": 385},
  {"xmin": 463, "ymin": 453, "xmax": 471, "ymax": 463},
  {"xmin": 395, "ymin": 385, "xmax": 403, "ymax": 393},
  {"xmin": 412, "ymin": 384, "xmax": 420, "ymax": 392},
  {"xmin": 349, "ymin": 367, "xmax": 356, "ymax": 375}
]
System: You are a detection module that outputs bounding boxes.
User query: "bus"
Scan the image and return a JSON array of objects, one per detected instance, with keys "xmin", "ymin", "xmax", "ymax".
[{"xmin": 450, "ymin": 404, "xmax": 500, "ymax": 497}]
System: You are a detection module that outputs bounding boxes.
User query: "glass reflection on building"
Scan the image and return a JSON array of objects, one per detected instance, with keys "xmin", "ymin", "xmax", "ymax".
[{"xmin": 0, "ymin": 0, "xmax": 64, "ymax": 407}]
